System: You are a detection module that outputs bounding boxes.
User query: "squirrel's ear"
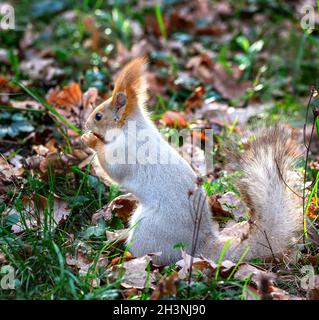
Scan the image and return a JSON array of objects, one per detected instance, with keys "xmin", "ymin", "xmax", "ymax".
[
  {"xmin": 112, "ymin": 92, "xmax": 127, "ymax": 122},
  {"xmin": 111, "ymin": 56, "xmax": 148, "ymax": 124}
]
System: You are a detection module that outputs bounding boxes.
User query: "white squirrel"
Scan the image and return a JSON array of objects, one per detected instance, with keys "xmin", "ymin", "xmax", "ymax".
[{"xmin": 82, "ymin": 57, "xmax": 303, "ymax": 265}]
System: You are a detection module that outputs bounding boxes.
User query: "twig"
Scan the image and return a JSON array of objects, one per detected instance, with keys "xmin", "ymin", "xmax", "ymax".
[
  {"xmin": 302, "ymin": 86, "xmax": 318, "ymax": 244},
  {"xmin": 303, "ymin": 86, "xmax": 316, "ymax": 149},
  {"xmin": 187, "ymin": 183, "xmax": 207, "ymax": 298},
  {"xmin": 274, "ymin": 158, "xmax": 303, "ymax": 199},
  {"xmin": 263, "ymin": 230, "xmax": 276, "ymax": 262},
  {"xmin": 303, "ymin": 116, "xmax": 316, "ymax": 243}
]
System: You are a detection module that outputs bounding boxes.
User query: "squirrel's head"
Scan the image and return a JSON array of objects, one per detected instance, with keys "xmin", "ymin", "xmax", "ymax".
[{"xmin": 85, "ymin": 56, "xmax": 148, "ymax": 140}]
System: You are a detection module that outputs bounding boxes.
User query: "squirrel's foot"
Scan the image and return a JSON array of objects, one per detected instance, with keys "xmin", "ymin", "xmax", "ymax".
[{"xmin": 81, "ymin": 131, "xmax": 98, "ymax": 149}]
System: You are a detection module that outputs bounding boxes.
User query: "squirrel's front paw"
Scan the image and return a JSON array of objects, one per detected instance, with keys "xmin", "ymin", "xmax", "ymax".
[{"xmin": 81, "ymin": 131, "xmax": 98, "ymax": 149}]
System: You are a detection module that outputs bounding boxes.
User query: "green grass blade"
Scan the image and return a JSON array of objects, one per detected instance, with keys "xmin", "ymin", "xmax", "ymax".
[
  {"xmin": 215, "ymin": 240, "xmax": 231, "ymax": 280},
  {"xmin": 155, "ymin": 2, "xmax": 167, "ymax": 40},
  {"xmin": 227, "ymin": 245, "xmax": 250, "ymax": 280},
  {"xmin": 316, "ymin": 116, "xmax": 319, "ymax": 141}
]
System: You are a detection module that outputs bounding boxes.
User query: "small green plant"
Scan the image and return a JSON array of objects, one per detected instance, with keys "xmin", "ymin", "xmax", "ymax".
[
  {"xmin": 155, "ymin": 2, "xmax": 167, "ymax": 40},
  {"xmin": 235, "ymin": 35, "xmax": 264, "ymax": 80}
]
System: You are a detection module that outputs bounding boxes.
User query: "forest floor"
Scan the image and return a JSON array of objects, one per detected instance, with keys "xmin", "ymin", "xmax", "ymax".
[{"xmin": 0, "ymin": 0, "xmax": 319, "ymax": 300}]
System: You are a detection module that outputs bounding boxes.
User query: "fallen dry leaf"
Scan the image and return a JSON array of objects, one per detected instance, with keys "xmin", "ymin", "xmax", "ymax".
[
  {"xmin": 219, "ymin": 220, "xmax": 251, "ymax": 248},
  {"xmin": 120, "ymin": 255, "xmax": 155, "ymax": 289},
  {"xmin": 92, "ymin": 193, "xmax": 138, "ymax": 224},
  {"xmin": 122, "ymin": 288, "xmax": 140, "ymax": 299},
  {"xmin": 66, "ymin": 250, "xmax": 92, "ymax": 276},
  {"xmin": 184, "ymin": 86, "xmax": 205, "ymax": 113},
  {"xmin": 151, "ymin": 271, "xmax": 179, "ymax": 300},
  {"xmin": 211, "ymin": 64, "xmax": 252, "ymax": 100},
  {"xmin": 217, "ymin": 192, "xmax": 247, "ymax": 221},
  {"xmin": 233, "ymin": 264, "xmax": 293, "ymax": 300},
  {"xmin": 187, "ymin": 54, "xmax": 251, "ymax": 100},
  {"xmin": 306, "ymin": 197, "xmax": 319, "ymax": 220},
  {"xmin": 46, "ymin": 84, "xmax": 101, "ymax": 134},
  {"xmin": 10, "ymin": 99, "xmax": 43, "ymax": 111},
  {"xmin": 0, "ymin": 76, "xmax": 19, "ymax": 104},
  {"xmin": 307, "ymin": 275, "xmax": 319, "ymax": 300},
  {"xmin": 234, "ymin": 264, "xmax": 276, "ymax": 286},
  {"xmin": 20, "ymin": 56, "xmax": 63, "ymax": 82},
  {"xmin": 47, "ymin": 82, "xmax": 82, "ymax": 112},
  {"xmin": 176, "ymin": 250, "xmax": 235, "ymax": 279},
  {"xmin": 9, "ymin": 195, "xmax": 70, "ymax": 234},
  {"xmin": 0, "ymin": 156, "xmax": 24, "ymax": 182},
  {"xmin": 45, "ymin": 138, "xmax": 58, "ymax": 153},
  {"xmin": 105, "ymin": 228, "xmax": 129, "ymax": 242},
  {"xmin": 162, "ymin": 111, "xmax": 188, "ymax": 128}
]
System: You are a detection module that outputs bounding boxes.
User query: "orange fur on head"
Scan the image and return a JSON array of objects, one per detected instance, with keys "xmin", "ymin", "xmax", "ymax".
[{"xmin": 111, "ymin": 56, "xmax": 148, "ymax": 125}]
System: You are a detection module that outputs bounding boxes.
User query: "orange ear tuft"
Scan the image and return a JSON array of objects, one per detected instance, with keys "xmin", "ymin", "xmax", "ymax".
[{"xmin": 111, "ymin": 56, "xmax": 148, "ymax": 124}]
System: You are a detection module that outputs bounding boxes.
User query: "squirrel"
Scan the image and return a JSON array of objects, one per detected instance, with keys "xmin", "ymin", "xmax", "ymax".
[{"xmin": 81, "ymin": 57, "xmax": 304, "ymax": 265}]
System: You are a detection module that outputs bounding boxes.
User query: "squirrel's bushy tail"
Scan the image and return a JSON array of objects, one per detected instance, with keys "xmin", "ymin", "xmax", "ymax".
[{"xmin": 221, "ymin": 126, "xmax": 303, "ymax": 261}]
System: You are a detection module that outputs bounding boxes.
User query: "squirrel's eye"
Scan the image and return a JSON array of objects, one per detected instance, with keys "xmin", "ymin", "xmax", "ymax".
[{"xmin": 95, "ymin": 113, "xmax": 103, "ymax": 121}]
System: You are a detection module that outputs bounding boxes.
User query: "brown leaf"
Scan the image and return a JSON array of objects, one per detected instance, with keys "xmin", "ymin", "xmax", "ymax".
[
  {"xmin": 0, "ymin": 157, "xmax": 24, "ymax": 182},
  {"xmin": 9, "ymin": 195, "xmax": 70, "ymax": 234},
  {"xmin": 195, "ymin": 24, "xmax": 227, "ymax": 37},
  {"xmin": 97, "ymin": 255, "xmax": 109, "ymax": 269},
  {"xmin": 47, "ymin": 83, "xmax": 82, "ymax": 111},
  {"xmin": 306, "ymin": 197, "xmax": 319, "ymax": 220},
  {"xmin": 209, "ymin": 194, "xmax": 230, "ymax": 219},
  {"xmin": 120, "ymin": 255, "xmax": 154, "ymax": 289},
  {"xmin": 216, "ymin": 192, "xmax": 247, "ymax": 221},
  {"xmin": 176, "ymin": 250, "xmax": 236, "ymax": 280},
  {"xmin": 187, "ymin": 54, "xmax": 251, "ymax": 100},
  {"xmin": 187, "ymin": 53, "xmax": 214, "ymax": 71},
  {"xmin": 32, "ymin": 144, "xmax": 50, "ymax": 156},
  {"xmin": 45, "ymin": 138, "xmax": 58, "ymax": 153},
  {"xmin": 184, "ymin": 86, "xmax": 205, "ymax": 113},
  {"xmin": 10, "ymin": 100, "xmax": 43, "ymax": 111},
  {"xmin": 92, "ymin": 193, "xmax": 138, "ymax": 224},
  {"xmin": 307, "ymin": 253, "xmax": 319, "ymax": 266},
  {"xmin": 307, "ymin": 275, "xmax": 319, "ymax": 300},
  {"xmin": 151, "ymin": 271, "xmax": 179, "ymax": 300},
  {"xmin": 234, "ymin": 264, "xmax": 282, "ymax": 300},
  {"xmin": 0, "ymin": 76, "xmax": 19, "ymax": 104},
  {"xmin": 219, "ymin": 220, "xmax": 251, "ymax": 248},
  {"xmin": 38, "ymin": 152, "xmax": 79, "ymax": 174},
  {"xmin": 162, "ymin": 111, "xmax": 188, "ymax": 128},
  {"xmin": 122, "ymin": 288, "xmax": 140, "ymax": 299},
  {"xmin": 20, "ymin": 56, "xmax": 63, "ymax": 82},
  {"xmin": 210, "ymin": 64, "xmax": 251, "ymax": 100},
  {"xmin": 66, "ymin": 250, "xmax": 92, "ymax": 276},
  {"xmin": 234, "ymin": 264, "xmax": 276, "ymax": 285},
  {"xmin": 105, "ymin": 228, "xmax": 129, "ymax": 242},
  {"xmin": 176, "ymin": 251, "xmax": 214, "ymax": 279},
  {"xmin": 53, "ymin": 198, "xmax": 70, "ymax": 224}
]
